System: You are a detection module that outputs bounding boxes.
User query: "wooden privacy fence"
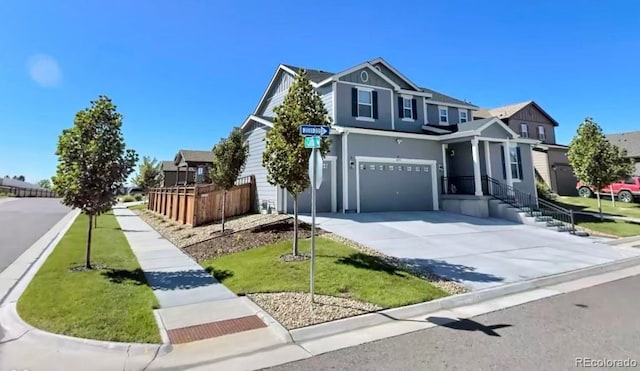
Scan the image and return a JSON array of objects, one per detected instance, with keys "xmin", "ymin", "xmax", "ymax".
[
  {"xmin": 0, "ymin": 186, "xmax": 57, "ymax": 198},
  {"xmin": 147, "ymin": 175, "xmax": 255, "ymax": 227}
]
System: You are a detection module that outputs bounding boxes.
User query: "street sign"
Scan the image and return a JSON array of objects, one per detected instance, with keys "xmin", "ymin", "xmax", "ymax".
[
  {"xmin": 308, "ymin": 148, "xmax": 323, "ymax": 189},
  {"xmin": 300, "ymin": 125, "xmax": 330, "ymax": 137},
  {"xmin": 304, "ymin": 136, "xmax": 321, "ymax": 148}
]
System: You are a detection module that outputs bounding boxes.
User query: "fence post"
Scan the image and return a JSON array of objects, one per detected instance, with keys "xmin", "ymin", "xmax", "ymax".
[{"xmin": 570, "ymin": 209, "xmax": 575, "ymax": 234}]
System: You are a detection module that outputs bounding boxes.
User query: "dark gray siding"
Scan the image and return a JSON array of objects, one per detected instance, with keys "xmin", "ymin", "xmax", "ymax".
[
  {"xmin": 339, "ymin": 67, "xmax": 394, "ymax": 89},
  {"xmin": 240, "ymin": 123, "xmax": 276, "ymax": 211},
  {"xmin": 371, "ymin": 62, "xmax": 413, "ymax": 89},
  {"xmin": 426, "ymin": 104, "xmax": 440, "ymax": 125},
  {"xmin": 480, "ymin": 123, "xmax": 512, "ymax": 139},
  {"xmin": 393, "ymin": 94, "xmax": 425, "ymax": 133},
  {"xmin": 335, "ymin": 82, "xmax": 393, "ymax": 130},
  {"xmin": 345, "ymin": 134, "xmax": 443, "ymax": 212},
  {"xmin": 513, "ymin": 144, "xmax": 536, "ymax": 196},
  {"xmin": 447, "ymin": 142, "xmax": 472, "ymax": 178}
]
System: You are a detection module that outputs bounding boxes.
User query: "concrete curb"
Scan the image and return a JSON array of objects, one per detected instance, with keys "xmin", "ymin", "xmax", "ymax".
[
  {"xmin": 604, "ymin": 235, "xmax": 640, "ymax": 246},
  {"xmin": 240, "ymin": 296, "xmax": 294, "ymax": 344},
  {"xmin": 0, "ymin": 208, "xmax": 172, "ymax": 357},
  {"xmin": 290, "ymin": 254, "xmax": 640, "ymax": 343}
]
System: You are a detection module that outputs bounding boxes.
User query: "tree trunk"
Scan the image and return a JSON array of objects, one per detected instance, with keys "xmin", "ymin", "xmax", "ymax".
[
  {"xmin": 293, "ymin": 194, "xmax": 299, "ymax": 256},
  {"xmin": 94, "ymin": 214, "xmax": 98, "ymax": 228},
  {"xmin": 596, "ymin": 192, "xmax": 603, "ymax": 220},
  {"xmin": 86, "ymin": 214, "xmax": 93, "ymax": 269},
  {"xmin": 221, "ymin": 190, "xmax": 226, "ymax": 233}
]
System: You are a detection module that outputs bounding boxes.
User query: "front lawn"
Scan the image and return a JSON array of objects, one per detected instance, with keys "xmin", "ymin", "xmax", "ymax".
[
  {"xmin": 17, "ymin": 211, "xmax": 160, "ymax": 343},
  {"xmin": 202, "ymin": 237, "xmax": 448, "ymax": 309},
  {"xmin": 556, "ymin": 196, "xmax": 640, "ymax": 219},
  {"xmin": 574, "ymin": 213, "xmax": 640, "ymax": 238},
  {"xmin": 127, "ymin": 203, "xmax": 147, "ymax": 211}
]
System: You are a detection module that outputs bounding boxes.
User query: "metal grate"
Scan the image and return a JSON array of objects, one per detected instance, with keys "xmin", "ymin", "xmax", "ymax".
[{"xmin": 167, "ymin": 315, "xmax": 267, "ymax": 344}]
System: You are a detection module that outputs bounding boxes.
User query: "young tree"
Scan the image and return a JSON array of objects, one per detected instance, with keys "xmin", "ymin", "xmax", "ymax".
[
  {"xmin": 262, "ymin": 69, "xmax": 332, "ymax": 256},
  {"xmin": 567, "ymin": 117, "xmax": 633, "ymax": 219},
  {"xmin": 210, "ymin": 127, "xmax": 249, "ymax": 233},
  {"xmin": 52, "ymin": 95, "xmax": 138, "ymax": 269},
  {"xmin": 133, "ymin": 156, "xmax": 163, "ymax": 191},
  {"xmin": 37, "ymin": 179, "xmax": 52, "ymax": 189}
]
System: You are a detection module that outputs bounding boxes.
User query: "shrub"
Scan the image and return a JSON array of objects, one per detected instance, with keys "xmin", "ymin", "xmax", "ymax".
[
  {"xmin": 536, "ymin": 181, "xmax": 556, "ymax": 201},
  {"xmin": 120, "ymin": 195, "xmax": 135, "ymax": 203},
  {"xmin": 134, "ymin": 194, "xmax": 144, "ymax": 201}
]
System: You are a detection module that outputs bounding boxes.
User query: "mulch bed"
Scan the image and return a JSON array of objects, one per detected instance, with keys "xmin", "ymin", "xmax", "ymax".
[{"xmin": 183, "ymin": 218, "xmax": 326, "ymax": 262}]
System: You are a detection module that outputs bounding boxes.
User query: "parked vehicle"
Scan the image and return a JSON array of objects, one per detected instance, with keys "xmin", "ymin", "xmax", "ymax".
[{"xmin": 576, "ymin": 176, "xmax": 640, "ymax": 203}]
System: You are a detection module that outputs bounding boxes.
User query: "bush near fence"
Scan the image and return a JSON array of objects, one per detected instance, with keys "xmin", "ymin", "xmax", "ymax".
[{"xmin": 146, "ymin": 175, "xmax": 255, "ymax": 227}]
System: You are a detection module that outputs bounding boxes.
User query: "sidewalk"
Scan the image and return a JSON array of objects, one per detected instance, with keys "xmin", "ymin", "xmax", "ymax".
[{"xmin": 112, "ymin": 206, "xmax": 291, "ymax": 349}]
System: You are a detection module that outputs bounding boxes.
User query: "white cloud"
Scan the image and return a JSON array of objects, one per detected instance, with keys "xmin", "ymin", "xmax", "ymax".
[{"xmin": 27, "ymin": 54, "xmax": 62, "ymax": 87}]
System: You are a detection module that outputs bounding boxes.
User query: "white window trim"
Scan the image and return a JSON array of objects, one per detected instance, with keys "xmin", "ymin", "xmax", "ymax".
[
  {"xmin": 438, "ymin": 106, "xmax": 449, "ymax": 124},
  {"xmin": 356, "ymin": 87, "xmax": 373, "ymax": 120},
  {"xmin": 509, "ymin": 146, "xmax": 522, "ymax": 181},
  {"xmin": 402, "ymin": 95, "xmax": 414, "ymax": 122},
  {"xmin": 458, "ymin": 108, "xmax": 468, "ymax": 123},
  {"xmin": 538, "ymin": 126, "xmax": 546, "ymax": 140},
  {"xmin": 520, "ymin": 123, "xmax": 529, "ymax": 138}
]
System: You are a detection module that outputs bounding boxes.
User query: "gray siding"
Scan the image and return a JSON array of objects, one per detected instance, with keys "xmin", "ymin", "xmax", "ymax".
[
  {"xmin": 335, "ymin": 82, "xmax": 393, "ymax": 130},
  {"xmin": 393, "ymin": 94, "xmax": 425, "ymax": 133},
  {"xmin": 318, "ymin": 85, "xmax": 334, "ymax": 121},
  {"xmin": 240, "ymin": 123, "xmax": 276, "ymax": 211},
  {"xmin": 259, "ymin": 72, "xmax": 295, "ymax": 117},
  {"xmin": 339, "ymin": 68, "xmax": 394, "ymax": 89},
  {"xmin": 447, "ymin": 142, "xmax": 472, "ymax": 177},
  {"xmin": 479, "ymin": 124, "xmax": 512, "ymax": 139},
  {"xmin": 262, "ymin": 92, "xmax": 285, "ymax": 118},
  {"xmin": 345, "ymin": 134, "xmax": 443, "ymax": 212},
  {"xmin": 448, "ymin": 107, "xmax": 460, "ymax": 125},
  {"xmin": 488, "ymin": 142, "xmax": 536, "ymax": 196},
  {"xmin": 371, "ymin": 62, "xmax": 413, "ymax": 89},
  {"xmin": 426, "ymin": 104, "xmax": 463, "ymax": 125}
]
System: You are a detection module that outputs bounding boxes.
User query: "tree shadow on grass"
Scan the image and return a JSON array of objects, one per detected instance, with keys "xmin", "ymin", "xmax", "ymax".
[
  {"xmin": 204, "ymin": 266, "xmax": 234, "ymax": 282},
  {"xmin": 336, "ymin": 253, "xmax": 406, "ymax": 277}
]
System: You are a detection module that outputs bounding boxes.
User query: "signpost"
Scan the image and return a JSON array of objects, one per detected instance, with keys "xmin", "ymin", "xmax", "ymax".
[{"xmin": 300, "ymin": 125, "xmax": 329, "ymax": 303}]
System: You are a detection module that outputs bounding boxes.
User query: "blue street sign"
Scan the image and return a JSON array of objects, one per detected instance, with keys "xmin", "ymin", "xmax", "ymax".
[
  {"xmin": 300, "ymin": 125, "xmax": 330, "ymax": 137},
  {"xmin": 304, "ymin": 136, "xmax": 321, "ymax": 148}
]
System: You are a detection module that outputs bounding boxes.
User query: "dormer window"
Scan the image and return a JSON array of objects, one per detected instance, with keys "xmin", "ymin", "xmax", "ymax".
[{"xmin": 438, "ymin": 106, "xmax": 449, "ymax": 124}]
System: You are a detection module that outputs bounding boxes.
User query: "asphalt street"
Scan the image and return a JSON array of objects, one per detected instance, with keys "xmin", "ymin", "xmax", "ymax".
[
  {"xmin": 268, "ymin": 275, "xmax": 640, "ymax": 371},
  {"xmin": 0, "ymin": 198, "xmax": 70, "ymax": 273}
]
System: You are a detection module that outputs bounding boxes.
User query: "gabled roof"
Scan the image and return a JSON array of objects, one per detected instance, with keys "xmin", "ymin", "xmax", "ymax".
[
  {"xmin": 281, "ymin": 64, "xmax": 333, "ymax": 83},
  {"xmin": 368, "ymin": 57, "xmax": 422, "ymax": 91},
  {"xmin": 478, "ymin": 100, "xmax": 559, "ymax": 126},
  {"xmin": 606, "ymin": 130, "xmax": 640, "ymax": 157},
  {"xmin": 162, "ymin": 160, "xmax": 178, "ymax": 171},
  {"xmin": 174, "ymin": 149, "xmax": 213, "ymax": 165}
]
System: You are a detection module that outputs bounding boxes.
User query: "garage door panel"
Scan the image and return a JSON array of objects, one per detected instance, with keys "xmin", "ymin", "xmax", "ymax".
[
  {"xmin": 287, "ymin": 161, "xmax": 333, "ymax": 213},
  {"xmin": 359, "ymin": 162, "xmax": 433, "ymax": 212}
]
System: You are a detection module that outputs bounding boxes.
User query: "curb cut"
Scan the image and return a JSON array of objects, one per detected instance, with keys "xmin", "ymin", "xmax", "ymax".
[
  {"xmin": 240, "ymin": 296, "xmax": 294, "ymax": 344},
  {"xmin": 290, "ymin": 254, "xmax": 640, "ymax": 343},
  {"xmin": 0, "ymin": 208, "xmax": 172, "ymax": 357}
]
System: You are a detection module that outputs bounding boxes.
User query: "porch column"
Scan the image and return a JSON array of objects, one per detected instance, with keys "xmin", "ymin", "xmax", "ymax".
[
  {"xmin": 441, "ymin": 143, "xmax": 448, "ymax": 194},
  {"xmin": 471, "ymin": 138, "xmax": 482, "ymax": 196},
  {"xmin": 484, "ymin": 140, "xmax": 492, "ymax": 194},
  {"xmin": 503, "ymin": 140, "xmax": 513, "ymax": 187}
]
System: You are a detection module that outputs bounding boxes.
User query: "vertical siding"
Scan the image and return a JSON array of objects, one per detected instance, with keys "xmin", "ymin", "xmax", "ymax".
[
  {"xmin": 371, "ymin": 63, "xmax": 413, "ymax": 89},
  {"xmin": 240, "ymin": 123, "xmax": 276, "ymax": 211},
  {"xmin": 339, "ymin": 68, "xmax": 394, "ymax": 89},
  {"xmin": 259, "ymin": 72, "xmax": 295, "ymax": 117}
]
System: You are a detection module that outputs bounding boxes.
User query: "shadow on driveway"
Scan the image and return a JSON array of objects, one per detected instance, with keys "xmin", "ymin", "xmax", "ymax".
[
  {"xmin": 401, "ymin": 258, "xmax": 505, "ymax": 285},
  {"xmin": 426, "ymin": 316, "xmax": 512, "ymax": 337}
]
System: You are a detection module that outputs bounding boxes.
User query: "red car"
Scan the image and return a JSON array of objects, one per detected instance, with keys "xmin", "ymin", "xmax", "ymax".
[{"xmin": 576, "ymin": 176, "xmax": 640, "ymax": 203}]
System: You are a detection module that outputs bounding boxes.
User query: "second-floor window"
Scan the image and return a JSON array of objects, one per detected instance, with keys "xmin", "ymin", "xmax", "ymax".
[
  {"xmin": 398, "ymin": 96, "xmax": 417, "ymax": 120},
  {"xmin": 538, "ymin": 126, "xmax": 546, "ymax": 141},
  {"xmin": 351, "ymin": 87, "xmax": 378, "ymax": 121},
  {"xmin": 520, "ymin": 123, "xmax": 529, "ymax": 138},
  {"xmin": 438, "ymin": 106, "xmax": 448, "ymax": 124},
  {"xmin": 403, "ymin": 98, "xmax": 412, "ymax": 119},
  {"xmin": 459, "ymin": 109, "xmax": 468, "ymax": 123}
]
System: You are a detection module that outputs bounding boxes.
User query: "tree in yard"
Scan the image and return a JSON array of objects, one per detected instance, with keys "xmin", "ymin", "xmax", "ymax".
[
  {"xmin": 210, "ymin": 127, "xmax": 249, "ymax": 233},
  {"xmin": 567, "ymin": 117, "xmax": 633, "ymax": 219},
  {"xmin": 52, "ymin": 95, "xmax": 138, "ymax": 269},
  {"xmin": 133, "ymin": 156, "xmax": 163, "ymax": 191},
  {"xmin": 37, "ymin": 179, "xmax": 52, "ymax": 189},
  {"xmin": 262, "ymin": 69, "xmax": 332, "ymax": 256}
]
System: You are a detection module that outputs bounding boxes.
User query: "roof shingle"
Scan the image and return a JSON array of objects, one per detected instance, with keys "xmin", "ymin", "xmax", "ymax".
[
  {"xmin": 282, "ymin": 64, "xmax": 334, "ymax": 83},
  {"xmin": 605, "ymin": 131, "xmax": 640, "ymax": 158},
  {"xmin": 176, "ymin": 149, "xmax": 213, "ymax": 164}
]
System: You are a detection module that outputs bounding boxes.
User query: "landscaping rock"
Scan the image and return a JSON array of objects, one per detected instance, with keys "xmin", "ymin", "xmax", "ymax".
[{"xmin": 247, "ymin": 292, "xmax": 383, "ymax": 329}]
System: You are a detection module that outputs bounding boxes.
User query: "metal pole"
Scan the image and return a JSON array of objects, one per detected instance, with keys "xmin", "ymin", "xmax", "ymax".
[{"xmin": 310, "ymin": 147, "xmax": 317, "ymax": 303}]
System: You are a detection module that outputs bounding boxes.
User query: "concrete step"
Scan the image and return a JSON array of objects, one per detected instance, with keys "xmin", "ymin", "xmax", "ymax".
[
  {"xmin": 546, "ymin": 220, "xmax": 564, "ymax": 227},
  {"xmin": 536, "ymin": 215, "xmax": 553, "ymax": 222}
]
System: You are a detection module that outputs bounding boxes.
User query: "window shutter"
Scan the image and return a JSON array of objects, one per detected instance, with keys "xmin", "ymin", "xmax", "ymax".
[
  {"xmin": 351, "ymin": 88, "xmax": 358, "ymax": 117},
  {"xmin": 516, "ymin": 146, "xmax": 523, "ymax": 180},
  {"xmin": 500, "ymin": 146, "xmax": 506, "ymax": 179},
  {"xmin": 398, "ymin": 97, "xmax": 404, "ymax": 118},
  {"xmin": 372, "ymin": 91, "xmax": 379, "ymax": 119},
  {"xmin": 411, "ymin": 99, "xmax": 418, "ymax": 120}
]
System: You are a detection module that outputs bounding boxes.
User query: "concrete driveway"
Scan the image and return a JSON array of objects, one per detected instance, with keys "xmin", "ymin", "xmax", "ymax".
[{"xmin": 299, "ymin": 211, "xmax": 640, "ymax": 290}]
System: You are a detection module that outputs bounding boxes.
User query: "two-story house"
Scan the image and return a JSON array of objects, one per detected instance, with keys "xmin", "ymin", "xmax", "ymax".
[
  {"xmin": 474, "ymin": 101, "xmax": 578, "ymax": 196},
  {"xmin": 239, "ymin": 58, "xmax": 540, "ymax": 218}
]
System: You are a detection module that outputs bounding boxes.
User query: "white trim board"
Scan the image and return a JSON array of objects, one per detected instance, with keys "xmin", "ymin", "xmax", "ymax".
[
  {"xmin": 354, "ymin": 156, "xmax": 439, "ymax": 213},
  {"xmin": 318, "ymin": 63, "xmax": 401, "ymax": 90},
  {"xmin": 342, "ymin": 132, "xmax": 349, "ymax": 213}
]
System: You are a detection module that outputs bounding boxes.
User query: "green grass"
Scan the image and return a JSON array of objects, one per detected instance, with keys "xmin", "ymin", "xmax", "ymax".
[
  {"xmin": 119, "ymin": 195, "xmax": 135, "ymax": 203},
  {"xmin": 556, "ymin": 196, "xmax": 640, "ymax": 219},
  {"xmin": 127, "ymin": 203, "xmax": 147, "ymax": 211},
  {"xmin": 17, "ymin": 212, "xmax": 160, "ymax": 343},
  {"xmin": 202, "ymin": 238, "xmax": 448, "ymax": 308},
  {"xmin": 573, "ymin": 213, "xmax": 640, "ymax": 237}
]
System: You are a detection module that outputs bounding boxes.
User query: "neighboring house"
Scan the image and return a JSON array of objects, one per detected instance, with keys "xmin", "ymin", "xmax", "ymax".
[
  {"xmin": 169, "ymin": 149, "xmax": 213, "ymax": 186},
  {"xmin": 475, "ymin": 101, "xmax": 578, "ymax": 196},
  {"xmin": 161, "ymin": 161, "xmax": 195, "ymax": 187},
  {"xmin": 239, "ymin": 58, "xmax": 540, "ymax": 217},
  {"xmin": 605, "ymin": 130, "xmax": 640, "ymax": 176}
]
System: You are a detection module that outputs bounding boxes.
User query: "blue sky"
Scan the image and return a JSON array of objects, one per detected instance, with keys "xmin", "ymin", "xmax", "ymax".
[{"xmin": 1, "ymin": 1, "xmax": 638, "ymax": 183}]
